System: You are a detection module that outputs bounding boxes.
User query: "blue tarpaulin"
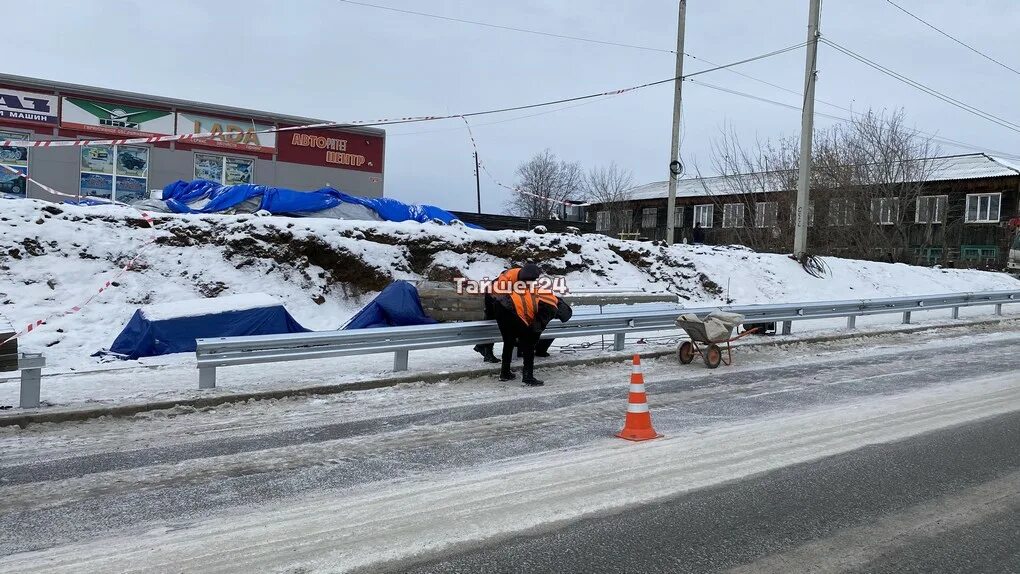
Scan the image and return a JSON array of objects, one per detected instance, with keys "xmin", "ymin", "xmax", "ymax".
[
  {"xmin": 109, "ymin": 297, "xmax": 309, "ymax": 359},
  {"xmin": 161, "ymin": 179, "xmax": 479, "ymax": 227},
  {"xmin": 343, "ymin": 281, "xmax": 438, "ymax": 330}
]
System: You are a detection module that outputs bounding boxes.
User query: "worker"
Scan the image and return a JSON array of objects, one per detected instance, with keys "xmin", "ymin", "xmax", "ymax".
[
  {"xmin": 528, "ymin": 296, "xmax": 574, "ymax": 357},
  {"xmin": 472, "ymin": 264, "xmax": 543, "ymax": 363},
  {"xmin": 492, "ymin": 264, "xmax": 569, "ymax": 386}
]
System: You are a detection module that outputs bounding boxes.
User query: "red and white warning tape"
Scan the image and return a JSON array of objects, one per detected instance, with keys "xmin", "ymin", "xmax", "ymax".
[{"xmin": 1, "ymin": 168, "xmax": 158, "ymax": 346}]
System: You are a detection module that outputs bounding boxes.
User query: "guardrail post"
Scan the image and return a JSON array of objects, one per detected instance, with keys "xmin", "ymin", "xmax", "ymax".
[
  {"xmin": 613, "ymin": 333, "xmax": 626, "ymax": 351},
  {"xmin": 951, "ymin": 307, "xmax": 960, "ymax": 319},
  {"xmin": 902, "ymin": 311, "xmax": 911, "ymax": 324},
  {"xmin": 18, "ymin": 353, "xmax": 44, "ymax": 409},
  {"xmin": 198, "ymin": 366, "xmax": 217, "ymax": 389},
  {"xmin": 781, "ymin": 321, "xmax": 792, "ymax": 335},
  {"xmin": 995, "ymin": 303, "xmax": 1003, "ymax": 316},
  {"xmin": 393, "ymin": 350, "xmax": 409, "ymax": 372},
  {"xmin": 846, "ymin": 315, "xmax": 856, "ymax": 329}
]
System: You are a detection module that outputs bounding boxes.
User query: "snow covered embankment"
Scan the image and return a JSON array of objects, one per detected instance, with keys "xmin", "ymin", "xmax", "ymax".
[{"xmin": 1, "ymin": 199, "xmax": 1018, "ymax": 368}]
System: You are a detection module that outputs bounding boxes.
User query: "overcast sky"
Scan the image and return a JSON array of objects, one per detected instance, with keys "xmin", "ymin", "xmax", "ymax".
[{"xmin": 10, "ymin": 0, "xmax": 1020, "ymax": 212}]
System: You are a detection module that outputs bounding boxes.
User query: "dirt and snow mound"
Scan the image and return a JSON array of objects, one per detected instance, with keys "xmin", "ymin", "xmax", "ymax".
[{"xmin": 1, "ymin": 199, "xmax": 1017, "ymax": 367}]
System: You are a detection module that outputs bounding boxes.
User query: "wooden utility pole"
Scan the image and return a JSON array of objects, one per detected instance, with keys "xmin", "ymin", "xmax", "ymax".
[
  {"xmin": 793, "ymin": 0, "xmax": 821, "ymax": 258},
  {"xmin": 474, "ymin": 151, "xmax": 482, "ymax": 214},
  {"xmin": 665, "ymin": 0, "xmax": 687, "ymax": 245}
]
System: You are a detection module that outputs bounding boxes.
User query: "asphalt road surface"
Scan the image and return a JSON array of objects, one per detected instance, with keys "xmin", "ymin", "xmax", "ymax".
[
  {"xmin": 1, "ymin": 325, "xmax": 1018, "ymax": 573},
  {"xmin": 401, "ymin": 410, "xmax": 1020, "ymax": 574}
]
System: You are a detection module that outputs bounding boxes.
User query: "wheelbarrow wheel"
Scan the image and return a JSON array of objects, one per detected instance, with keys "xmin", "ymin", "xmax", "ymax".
[
  {"xmin": 704, "ymin": 344, "xmax": 722, "ymax": 369},
  {"xmin": 677, "ymin": 341, "xmax": 695, "ymax": 364}
]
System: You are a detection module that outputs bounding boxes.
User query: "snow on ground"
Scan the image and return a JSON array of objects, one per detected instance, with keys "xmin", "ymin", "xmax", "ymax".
[{"xmin": 0, "ymin": 198, "xmax": 1017, "ymax": 378}]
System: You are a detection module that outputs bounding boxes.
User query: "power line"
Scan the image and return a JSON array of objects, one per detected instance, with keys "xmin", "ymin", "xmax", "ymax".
[
  {"xmin": 822, "ymin": 38, "xmax": 1020, "ymax": 135},
  {"xmin": 884, "ymin": 0, "xmax": 1020, "ymax": 77},
  {"xmin": 335, "ymin": 0, "xmax": 676, "ymax": 54}
]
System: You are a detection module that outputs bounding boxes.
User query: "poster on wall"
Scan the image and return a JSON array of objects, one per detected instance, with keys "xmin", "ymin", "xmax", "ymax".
[
  {"xmin": 224, "ymin": 157, "xmax": 254, "ymax": 185},
  {"xmin": 0, "ymin": 88, "xmax": 58, "ymax": 125},
  {"xmin": 80, "ymin": 173, "xmax": 114, "ymax": 198},
  {"xmin": 0, "ymin": 166, "xmax": 27, "ymax": 196},
  {"xmin": 194, "ymin": 153, "xmax": 224, "ymax": 182},
  {"xmin": 115, "ymin": 176, "xmax": 147, "ymax": 203},
  {"xmin": 81, "ymin": 145, "xmax": 115, "ymax": 174},
  {"xmin": 177, "ymin": 112, "xmax": 275, "ymax": 153},
  {"xmin": 62, "ymin": 97, "xmax": 174, "ymax": 137},
  {"xmin": 116, "ymin": 146, "xmax": 148, "ymax": 177}
]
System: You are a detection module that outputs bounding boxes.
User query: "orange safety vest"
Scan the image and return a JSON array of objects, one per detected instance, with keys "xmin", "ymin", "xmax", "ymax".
[
  {"xmin": 491, "ymin": 268, "xmax": 522, "ymax": 296},
  {"xmin": 510, "ymin": 289, "xmax": 558, "ymax": 326}
]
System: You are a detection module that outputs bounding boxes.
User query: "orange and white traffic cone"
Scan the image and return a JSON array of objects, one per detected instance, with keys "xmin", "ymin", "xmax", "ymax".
[{"xmin": 616, "ymin": 354, "xmax": 662, "ymax": 441}]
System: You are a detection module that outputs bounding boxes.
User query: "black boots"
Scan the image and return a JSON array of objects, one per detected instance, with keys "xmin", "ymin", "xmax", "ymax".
[
  {"xmin": 521, "ymin": 364, "xmax": 544, "ymax": 386},
  {"xmin": 474, "ymin": 344, "xmax": 500, "ymax": 364},
  {"xmin": 499, "ymin": 369, "xmax": 516, "ymax": 382}
]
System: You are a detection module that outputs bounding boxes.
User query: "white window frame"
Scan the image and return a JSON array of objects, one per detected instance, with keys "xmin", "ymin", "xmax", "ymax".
[
  {"xmin": 620, "ymin": 209, "xmax": 634, "ymax": 231},
  {"xmin": 915, "ymin": 195, "xmax": 948, "ymax": 224},
  {"xmin": 595, "ymin": 210, "xmax": 609, "ymax": 232},
  {"xmin": 194, "ymin": 152, "xmax": 256, "ymax": 185},
  {"xmin": 722, "ymin": 203, "xmax": 745, "ymax": 228},
  {"xmin": 79, "ymin": 143, "xmax": 149, "ymax": 202},
  {"xmin": 829, "ymin": 198, "xmax": 854, "ymax": 226},
  {"xmin": 755, "ymin": 202, "xmax": 778, "ymax": 228},
  {"xmin": 673, "ymin": 206, "xmax": 684, "ymax": 227},
  {"xmin": 965, "ymin": 193, "xmax": 1001, "ymax": 223},
  {"xmin": 693, "ymin": 204, "xmax": 714, "ymax": 228},
  {"xmin": 871, "ymin": 197, "xmax": 900, "ymax": 225},
  {"xmin": 641, "ymin": 207, "xmax": 658, "ymax": 229}
]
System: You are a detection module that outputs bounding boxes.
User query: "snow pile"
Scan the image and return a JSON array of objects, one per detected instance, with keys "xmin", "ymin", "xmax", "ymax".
[
  {"xmin": 139, "ymin": 293, "xmax": 279, "ymax": 321},
  {"xmin": 0, "ymin": 198, "xmax": 1017, "ymax": 368}
]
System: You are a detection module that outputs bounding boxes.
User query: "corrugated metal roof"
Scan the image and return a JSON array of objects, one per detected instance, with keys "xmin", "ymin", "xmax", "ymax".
[{"xmin": 627, "ymin": 153, "xmax": 1020, "ymax": 201}]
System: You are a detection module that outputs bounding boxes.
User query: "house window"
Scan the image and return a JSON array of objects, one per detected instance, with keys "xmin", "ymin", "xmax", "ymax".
[
  {"xmin": 791, "ymin": 200, "xmax": 815, "ymax": 227},
  {"xmin": 80, "ymin": 144, "xmax": 149, "ymax": 203},
  {"xmin": 870, "ymin": 197, "xmax": 900, "ymax": 225},
  {"xmin": 829, "ymin": 198, "xmax": 854, "ymax": 226},
  {"xmin": 673, "ymin": 206, "xmax": 684, "ymax": 227},
  {"xmin": 195, "ymin": 153, "xmax": 255, "ymax": 185},
  {"xmin": 965, "ymin": 193, "xmax": 1001, "ymax": 223},
  {"xmin": 0, "ymin": 130, "xmax": 29, "ymax": 197},
  {"xmin": 595, "ymin": 211, "xmax": 609, "ymax": 232},
  {"xmin": 915, "ymin": 195, "xmax": 948, "ymax": 224},
  {"xmin": 693, "ymin": 204, "xmax": 714, "ymax": 228},
  {"xmin": 641, "ymin": 207, "xmax": 658, "ymax": 229},
  {"xmin": 722, "ymin": 203, "xmax": 745, "ymax": 228},
  {"xmin": 755, "ymin": 202, "xmax": 778, "ymax": 228},
  {"xmin": 620, "ymin": 209, "xmax": 634, "ymax": 231}
]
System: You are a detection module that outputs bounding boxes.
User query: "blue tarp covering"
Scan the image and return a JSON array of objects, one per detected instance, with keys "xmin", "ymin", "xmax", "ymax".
[
  {"xmin": 161, "ymin": 179, "xmax": 479, "ymax": 227},
  {"xmin": 343, "ymin": 281, "xmax": 438, "ymax": 330},
  {"xmin": 109, "ymin": 304, "xmax": 309, "ymax": 360}
]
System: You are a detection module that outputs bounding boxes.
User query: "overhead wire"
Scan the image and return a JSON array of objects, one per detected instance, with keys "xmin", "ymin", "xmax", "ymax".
[
  {"xmin": 335, "ymin": 0, "xmax": 676, "ymax": 54},
  {"xmin": 821, "ymin": 38, "xmax": 1020, "ymax": 135},
  {"xmin": 883, "ymin": 0, "xmax": 1020, "ymax": 77}
]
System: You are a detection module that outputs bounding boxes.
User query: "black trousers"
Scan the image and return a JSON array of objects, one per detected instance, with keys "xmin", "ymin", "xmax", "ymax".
[
  {"xmin": 474, "ymin": 294, "xmax": 498, "ymax": 358},
  {"xmin": 494, "ymin": 304, "xmax": 540, "ymax": 378}
]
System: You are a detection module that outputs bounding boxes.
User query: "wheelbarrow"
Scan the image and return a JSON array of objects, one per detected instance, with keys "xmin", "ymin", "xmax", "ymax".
[{"xmin": 675, "ymin": 311, "xmax": 758, "ymax": 369}]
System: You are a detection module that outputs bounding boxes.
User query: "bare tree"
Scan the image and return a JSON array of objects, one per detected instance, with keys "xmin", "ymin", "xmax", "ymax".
[
  {"xmin": 506, "ymin": 150, "xmax": 583, "ymax": 219},
  {"xmin": 583, "ymin": 162, "xmax": 634, "ymax": 234},
  {"xmin": 702, "ymin": 109, "xmax": 941, "ymax": 261}
]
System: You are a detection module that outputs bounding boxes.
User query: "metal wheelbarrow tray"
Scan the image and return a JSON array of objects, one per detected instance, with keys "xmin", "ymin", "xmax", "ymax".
[{"xmin": 674, "ymin": 311, "xmax": 758, "ymax": 369}]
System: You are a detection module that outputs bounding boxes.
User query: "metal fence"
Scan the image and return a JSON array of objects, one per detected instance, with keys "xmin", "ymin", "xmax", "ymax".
[{"xmin": 194, "ymin": 290, "xmax": 1020, "ymax": 389}]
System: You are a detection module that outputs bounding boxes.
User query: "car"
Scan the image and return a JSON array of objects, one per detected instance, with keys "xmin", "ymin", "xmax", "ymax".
[
  {"xmin": 120, "ymin": 153, "xmax": 146, "ymax": 171},
  {"xmin": 0, "ymin": 177, "xmax": 23, "ymax": 195}
]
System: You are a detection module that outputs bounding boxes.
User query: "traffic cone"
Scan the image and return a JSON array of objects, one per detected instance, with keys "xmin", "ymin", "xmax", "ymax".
[{"xmin": 616, "ymin": 355, "xmax": 662, "ymax": 441}]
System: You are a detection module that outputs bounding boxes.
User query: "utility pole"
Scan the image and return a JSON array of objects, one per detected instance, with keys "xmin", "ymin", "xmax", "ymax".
[
  {"xmin": 665, "ymin": 0, "xmax": 687, "ymax": 245},
  {"xmin": 793, "ymin": 0, "xmax": 821, "ymax": 259},
  {"xmin": 474, "ymin": 151, "xmax": 482, "ymax": 214}
]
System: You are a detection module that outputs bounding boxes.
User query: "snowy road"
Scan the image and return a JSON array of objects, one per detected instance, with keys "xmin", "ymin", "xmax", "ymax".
[{"xmin": 1, "ymin": 324, "xmax": 1018, "ymax": 573}]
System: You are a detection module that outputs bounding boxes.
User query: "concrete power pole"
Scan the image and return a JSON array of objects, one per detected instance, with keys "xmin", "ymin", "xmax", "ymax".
[
  {"xmin": 474, "ymin": 151, "xmax": 482, "ymax": 214},
  {"xmin": 665, "ymin": 0, "xmax": 687, "ymax": 245},
  {"xmin": 793, "ymin": 0, "xmax": 821, "ymax": 258}
]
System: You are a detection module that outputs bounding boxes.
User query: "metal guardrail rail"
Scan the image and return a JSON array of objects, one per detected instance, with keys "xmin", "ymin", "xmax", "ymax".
[{"xmin": 194, "ymin": 290, "xmax": 1020, "ymax": 389}]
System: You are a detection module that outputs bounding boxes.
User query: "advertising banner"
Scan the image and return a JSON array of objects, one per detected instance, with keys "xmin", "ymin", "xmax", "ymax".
[
  {"xmin": 80, "ymin": 172, "xmax": 113, "ymax": 198},
  {"xmin": 275, "ymin": 127, "xmax": 383, "ymax": 173},
  {"xmin": 115, "ymin": 176, "xmax": 147, "ymax": 202},
  {"xmin": 177, "ymin": 112, "xmax": 275, "ymax": 153},
  {"xmin": 62, "ymin": 97, "xmax": 174, "ymax": 137},
  {"xmin": 0, "ymin": 166, "xmax": 27, "ymax": 196},
  {"xmin": 0, "ymin": 88, "xmax": 58, "ymax": 125}
]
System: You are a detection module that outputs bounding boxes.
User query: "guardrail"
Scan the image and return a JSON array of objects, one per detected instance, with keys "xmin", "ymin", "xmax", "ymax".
[{"xmin": 194, "ymin": 290, "xmax": 1020, "ymax": 389}]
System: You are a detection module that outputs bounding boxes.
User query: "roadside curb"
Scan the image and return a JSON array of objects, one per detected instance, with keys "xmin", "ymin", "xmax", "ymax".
[{"xmin": 2, "ymin": 316, "xmax": 1016, "ymax": 428}]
